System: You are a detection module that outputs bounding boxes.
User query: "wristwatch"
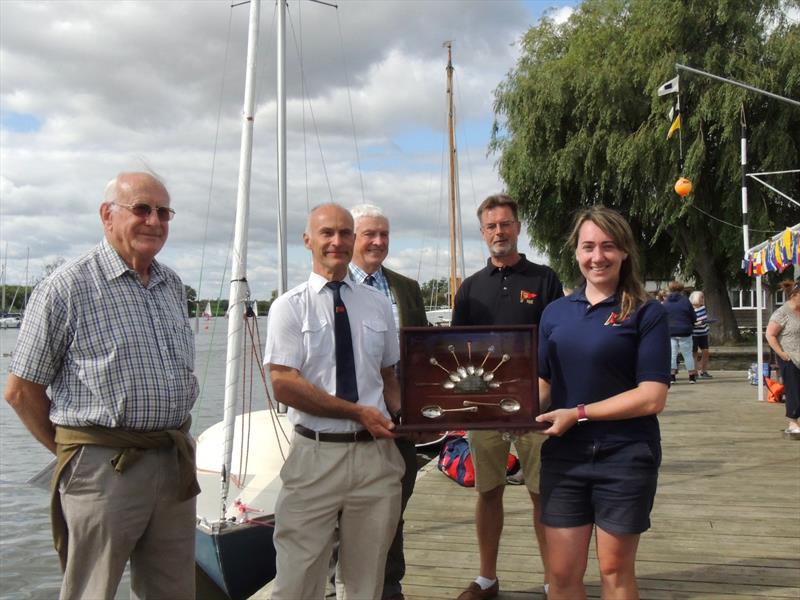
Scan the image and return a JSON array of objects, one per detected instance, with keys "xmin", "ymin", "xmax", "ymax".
[{"xmin": 576, "ymin": 404, "xmax": 589, "ymax": 424}]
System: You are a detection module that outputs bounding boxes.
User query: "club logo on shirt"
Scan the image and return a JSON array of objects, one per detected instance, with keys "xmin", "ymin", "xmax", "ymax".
[
  {"xmin": 604, "ymin": 311, "xmax": 626, "ymax": 326},
  {"xmin": 520, "ymin": 290, "xmax": 537, "ymax": 304}
]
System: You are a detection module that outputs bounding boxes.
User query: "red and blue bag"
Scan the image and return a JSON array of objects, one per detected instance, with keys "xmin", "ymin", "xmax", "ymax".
[
  {"xmin": 437, "ymin": 434, "xmax": 475, "ymax": 487},
  {"xmin": 437, "ymin": 432, "xmax": 521, "ymax": 487}
]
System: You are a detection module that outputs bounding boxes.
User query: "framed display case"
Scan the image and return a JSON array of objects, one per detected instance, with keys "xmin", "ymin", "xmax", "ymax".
[{"xmin": 395, "ymin": 325, "xmax": 543, "ymax": 433}]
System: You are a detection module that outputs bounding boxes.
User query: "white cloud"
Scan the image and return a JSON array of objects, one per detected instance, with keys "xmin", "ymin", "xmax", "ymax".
[
  {"xmin": 1, "ymin": 0, "xmax": 564, "ymax": 301},
  {"xmin": 546, "ymin": 6, "xmax": 575, "ymax": 25}
]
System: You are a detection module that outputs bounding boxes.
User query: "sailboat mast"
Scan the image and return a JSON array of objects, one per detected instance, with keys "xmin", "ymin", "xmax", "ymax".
[
  {"xmin": 1, "ymin": 243, "xmax": 7, "ymax": 313},
  {"xmin": 277, "ymin": 0, "xmax": 288, "ymax": 295},
  {"xmin": 220, "ymin": 0, "xmax": 261, "ymax": 520},
  {"xmin": 23, "ymin": 247, "xmax": 29, "ymax": 311},
  {"xmin": 445, "ymin": 42, "xmax": 459, "ymax": 309}
]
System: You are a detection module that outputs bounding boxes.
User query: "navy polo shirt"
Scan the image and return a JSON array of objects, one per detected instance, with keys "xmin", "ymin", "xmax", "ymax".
[
  {"xmin": 452, "ymin": 254, "xmax": 563, "ymax": 326},
  {"xmin": 538, "ymin": 288, "xmax": 670, "ymax": 442}
]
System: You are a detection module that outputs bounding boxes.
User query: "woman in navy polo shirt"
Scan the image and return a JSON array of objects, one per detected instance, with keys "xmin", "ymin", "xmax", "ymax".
[{"xmin": 535, "ymin": 206, "xmax": 670, "ymax": 600}]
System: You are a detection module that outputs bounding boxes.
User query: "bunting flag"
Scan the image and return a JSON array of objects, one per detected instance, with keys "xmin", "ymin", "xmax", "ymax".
[
  {"xmin": 667, "ymin": 114, "xmax": 681, "ymax": 139},
  {"xmin": 657, "ymin": 76, "xmax": 679, "ymax": 96},
  {"xmin": 743, "ymin": 227, "xmax": 800, "ymax": 276}
]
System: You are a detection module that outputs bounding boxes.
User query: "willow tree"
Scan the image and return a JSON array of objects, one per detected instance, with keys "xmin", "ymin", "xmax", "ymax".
[{"xmin": 492, "ymin": 0, "xmax": 799, "ymax": 343}]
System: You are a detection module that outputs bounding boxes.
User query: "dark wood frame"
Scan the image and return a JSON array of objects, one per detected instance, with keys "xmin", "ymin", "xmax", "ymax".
[{"xmin": 395, "ymin": 325, "xmax": 543, "ymax": 432}]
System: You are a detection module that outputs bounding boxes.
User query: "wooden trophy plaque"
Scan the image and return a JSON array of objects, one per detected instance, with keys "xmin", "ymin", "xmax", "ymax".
[{"xmin": 395, "ymin": 325, "xmax": 543, "ymax": 433}]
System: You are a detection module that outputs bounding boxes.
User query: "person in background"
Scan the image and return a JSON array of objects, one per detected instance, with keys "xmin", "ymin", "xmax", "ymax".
[
  {"xmin": 349, "ymin": 203, "xmax": 428, "ymax": 600},
  {"xmin": 765, "ymin": 279, "xmax": 800, "ymax": 435},
  {"xmin": 452, "ymin": 194, "xmax": 563, "ymax": 600},
  {"xmin": 663, "ymin": 280, "xmax": 699, "ymax": 383},
  {"xmin": 4, "ymin": 171, "xmax": 199, "ymax": 599},
  {"xmin": 536, "ymin": 205, "xmax": 670, "ymax": 600},
  {"xmin": 264, "ymin": 203, "xmax": 405, "ymax": 599},
  {"xmin": 689, "ymin": 290, "xmax": 713, "ymax": 379}
]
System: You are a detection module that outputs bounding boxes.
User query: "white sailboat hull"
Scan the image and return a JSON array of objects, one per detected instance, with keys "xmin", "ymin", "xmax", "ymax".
[
  {"xmin": 425, "ymin": 308, "xmax": 452, "ymax": 326},
  {"xmin": 195, "ymin": 410, "xmax": 289, "ymax": 600},
  {"xmin": 196, "ymin": 410, "xmax": 289, "ymax": 524}
]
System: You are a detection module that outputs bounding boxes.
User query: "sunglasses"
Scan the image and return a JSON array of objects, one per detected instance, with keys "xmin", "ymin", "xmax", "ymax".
[{"xmin": 115, "ymin": 202, "xmax": 175, "ymax": 222}]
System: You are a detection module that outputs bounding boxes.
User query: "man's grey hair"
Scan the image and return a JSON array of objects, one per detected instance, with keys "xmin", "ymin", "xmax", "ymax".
[
  {"xmin": 103, "ymin": 171, "xmax": 169, "ymax": 209},
  {"xmin": 305, "ymin": 202, "xmax": 353, "ymax": 235},
  {"xmin": 350, "ymin": 204, "xmax": 386, "ymax": 222},
  {"xmin": 689, "ymin": 290, "xmax": 704, "ymax": 306}
]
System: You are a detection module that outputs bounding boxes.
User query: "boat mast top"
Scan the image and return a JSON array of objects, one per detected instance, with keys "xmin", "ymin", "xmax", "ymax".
[{"xmin": 444, "ymin": 41, "xmax": 460, "ymax": 310}]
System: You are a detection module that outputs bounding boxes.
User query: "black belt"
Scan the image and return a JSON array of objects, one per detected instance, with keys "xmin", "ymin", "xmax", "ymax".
[{"xmin": 294, "ymin": 424, "xmax": 374, "ymax": 443}]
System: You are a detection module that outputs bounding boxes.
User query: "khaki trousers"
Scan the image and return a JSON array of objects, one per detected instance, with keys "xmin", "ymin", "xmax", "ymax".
[
  {"xmin": 271, "ymin": 435, "xmax": 404, "ymax": 600},
  {"xmin": 58, "ymin": 445, "xmax": 196, "ymax": 600}
]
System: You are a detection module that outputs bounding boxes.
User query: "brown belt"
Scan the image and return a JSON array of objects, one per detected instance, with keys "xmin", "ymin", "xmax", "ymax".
[{"xmin": 294, "ymin": 424, "xmax": 374, "ymax": 443}]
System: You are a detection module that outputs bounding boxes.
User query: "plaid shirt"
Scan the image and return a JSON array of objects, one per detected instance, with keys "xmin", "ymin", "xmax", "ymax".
[
  {"xmin": 348, "ymin": 264, "xmax": 395, "ymax": 302},
  {"xmin": 349, "ymin": 264, "xmax": 400, "ymax": 331},
  {"xmin": 10, "ymin": 239, "xmax": 198, "ymax": 431}
]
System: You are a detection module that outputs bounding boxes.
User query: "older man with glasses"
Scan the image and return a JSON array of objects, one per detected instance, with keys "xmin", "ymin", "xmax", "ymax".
[{"xmin": 5, "ymin": 171, "xmax": 199, "ymax": 599}]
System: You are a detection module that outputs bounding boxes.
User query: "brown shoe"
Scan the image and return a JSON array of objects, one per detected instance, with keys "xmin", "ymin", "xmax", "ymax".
[{"xmin": 456, "ymin": 580, "xmax": 499, "ymax": 600}]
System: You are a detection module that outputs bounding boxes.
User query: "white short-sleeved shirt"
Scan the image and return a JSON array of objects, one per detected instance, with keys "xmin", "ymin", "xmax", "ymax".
[{"xmin": 264, "ymin": 272, "xmax": 400, "ymax": 432}]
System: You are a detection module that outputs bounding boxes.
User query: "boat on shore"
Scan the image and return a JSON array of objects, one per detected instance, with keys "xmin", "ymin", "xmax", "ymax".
[{"xmin": 0, "ymin": 313, "xmax": 21, "ymax": 329}]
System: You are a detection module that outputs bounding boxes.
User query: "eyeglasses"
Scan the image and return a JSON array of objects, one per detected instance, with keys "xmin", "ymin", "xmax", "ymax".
[
  {"xmin": 114, "ymin": 202, "xmax": 175, "ymax": 222},
  {"xmin": 482, "ymin": 220, "xmax": 517, "ymax": 233}
]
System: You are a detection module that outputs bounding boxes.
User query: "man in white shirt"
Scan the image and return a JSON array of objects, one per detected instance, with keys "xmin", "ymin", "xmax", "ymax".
[{"xmin": 264, "ymin": 203, "xmax": 405, "ymax": 599}]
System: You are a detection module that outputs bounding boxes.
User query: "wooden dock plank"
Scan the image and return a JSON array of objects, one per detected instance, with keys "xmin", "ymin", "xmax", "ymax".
[{"xmin": 400, "ymin": 372, "xmax": 800, "ymax": 600}]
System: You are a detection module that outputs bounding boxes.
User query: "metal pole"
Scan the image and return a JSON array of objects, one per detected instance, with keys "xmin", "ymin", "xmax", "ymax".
[
  {"xmin": 277, "ymin": 0, "xmax": 288, "ymax": 296},
  {"xmin": 742, "ymin": 113, "xmax": 765, "ymax": 403},
  {"xmin": 676, "ymin": 63, "xmax": 800, "ymax": 107},
  {"xmin": 221, "ymin": 0, "xmax": 260, "ymax": 520},
  {"xmin": 23, "ymin": 247, "xmax": 29, "ymax": 312},
  {"xmin": 1, "ymin": 243, "xmax": 7, "ymax": 313}
]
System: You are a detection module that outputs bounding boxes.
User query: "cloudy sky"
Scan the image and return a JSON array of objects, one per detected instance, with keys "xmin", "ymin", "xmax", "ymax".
[{"xmin": 1, "ymin": 0, "xmax": 577, "ymax": 303}]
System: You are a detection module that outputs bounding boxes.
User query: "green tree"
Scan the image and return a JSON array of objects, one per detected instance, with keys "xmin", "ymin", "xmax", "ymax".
[
  {"xmin": 420, "ymin": 277, "xmax": 450, "ymax": 308},
  {"xmin": 492, "ymin": 0, "xmax": 799, "ymax": 343},
  {"xmin": 184, "ymin": 285, "xmax": 198, "ymax": 315},
  {"xmin": 2, "ymin": 285, "xmax": 31, "ymax": 312},
  {"xmin": 40, "ymin": 257, "xmax": 66, "ymax": 280}
]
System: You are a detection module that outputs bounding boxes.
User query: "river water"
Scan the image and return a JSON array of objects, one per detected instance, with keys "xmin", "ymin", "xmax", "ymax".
[{"xmin": 0, "ymin": 318, "xmax": 264, "ymax": 599}]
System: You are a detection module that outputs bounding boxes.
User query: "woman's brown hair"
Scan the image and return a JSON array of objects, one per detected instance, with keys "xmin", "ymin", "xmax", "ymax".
[
  {"xmin": 779, "ymin": 279, "xmax": 800, "ymax": 298},
  {"xmin": 567, "ymin": 205, "xmax": 649, "ymax": 320}
]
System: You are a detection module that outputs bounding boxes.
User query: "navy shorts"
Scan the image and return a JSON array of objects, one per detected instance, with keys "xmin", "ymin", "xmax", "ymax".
[
  {"xmin": 539, "ymin": 438, "xmax": 661, "ymax": 535},
  {"xmin": 693, "ymin": 335, "xmax": 709, "ymax": 352}
]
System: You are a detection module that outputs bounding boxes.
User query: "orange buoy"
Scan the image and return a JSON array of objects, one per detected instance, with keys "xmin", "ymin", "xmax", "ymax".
[{"xmin": 674, "ymin": 177, "xmax": 692, "ymax": 197}]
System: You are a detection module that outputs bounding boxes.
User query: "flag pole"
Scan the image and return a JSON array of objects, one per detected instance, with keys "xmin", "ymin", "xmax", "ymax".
[
  {"xmin": 676, "ymin": 63, "xmax": 800, "ymax": 107},
  {"xmin": 677, "ymin": 93, "xmax": 683, "ymax": 171}
]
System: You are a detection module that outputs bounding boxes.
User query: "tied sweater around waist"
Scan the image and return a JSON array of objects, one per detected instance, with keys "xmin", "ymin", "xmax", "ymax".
[{"xmin": 50, "ymin": 418, "xmax": 199, "ymax": 571}]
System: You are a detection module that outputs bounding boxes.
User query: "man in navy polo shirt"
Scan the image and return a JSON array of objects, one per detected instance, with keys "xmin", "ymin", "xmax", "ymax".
[{"xmin": 451, "ymin": 194, "xmax": 562, "ymax": 600}]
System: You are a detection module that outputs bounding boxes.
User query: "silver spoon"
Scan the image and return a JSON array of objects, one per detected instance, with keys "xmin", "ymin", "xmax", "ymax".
[
  {"xmin": 462, "ymin": 398, "xmax": 521, "ymax": 413},
  {"xmin": 421, "ymin": 405, "xmax": 479, "ymax": 419},
  {"xmin": 430, "ymin": 357, "xmax": 461, "ymax": 382},
  {"xmin": 483, "ymin": 354, "xmax": 511, "ymax": 381}
]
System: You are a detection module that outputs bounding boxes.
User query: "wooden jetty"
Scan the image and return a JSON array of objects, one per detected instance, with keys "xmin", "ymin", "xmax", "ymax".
[
  {"xmin": 244, "ymin": 371, "xmax": 798, "ymax": 599},
  {"xmin": 400, "ymin": 371, "xmax": 800, "ymax": 600}
]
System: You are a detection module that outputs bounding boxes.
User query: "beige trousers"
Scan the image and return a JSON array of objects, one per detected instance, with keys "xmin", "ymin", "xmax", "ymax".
[
  {"xmin": 58, "ymin": 445, "xmax": 196, "ymax": 600},
  {"xmin": 468, "ymin": 430, "xmax": 545, "ymax": 493},
  {"xmin": 271, "ymin": 435, "xmax": 404, "ymax": 600}
]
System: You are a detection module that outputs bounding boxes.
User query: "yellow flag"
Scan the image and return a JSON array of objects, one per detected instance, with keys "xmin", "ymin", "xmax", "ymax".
[{"xmin": 667, "ymin": 114, "xmax": 681, "ymax": 139}]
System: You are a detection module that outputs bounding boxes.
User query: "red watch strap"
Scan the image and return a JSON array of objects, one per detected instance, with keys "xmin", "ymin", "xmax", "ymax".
[{"xmin": 577, "ymin": 404, "xmax": 588, "ymax": 422}]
